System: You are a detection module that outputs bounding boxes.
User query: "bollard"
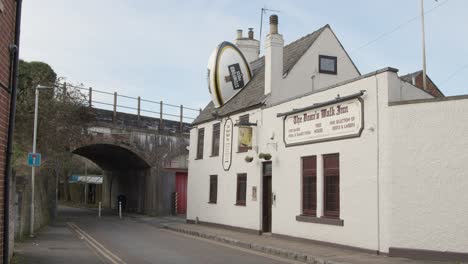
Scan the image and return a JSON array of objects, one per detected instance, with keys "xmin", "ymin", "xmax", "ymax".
[
  {"xmin": 98, "ymin": 202, "xmax": 102, "ymax": 219},
  {"xmin": 174, "ymin": 192, "xmax": 178, "ymax": 215},
  {"xmin": 119, "ymin": 201, "xmax": 122, "ymax": 219}
]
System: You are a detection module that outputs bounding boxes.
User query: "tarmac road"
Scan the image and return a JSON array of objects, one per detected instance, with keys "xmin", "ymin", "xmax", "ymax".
[{"xmin": 15, "ymin": 206, "xmax": 299, "ymax": 264}]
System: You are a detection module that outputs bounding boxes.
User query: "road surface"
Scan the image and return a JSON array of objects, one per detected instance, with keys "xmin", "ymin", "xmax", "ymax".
[{"xmin": 17, "ymin": 206, "xmax": 298, "ymax": 264}]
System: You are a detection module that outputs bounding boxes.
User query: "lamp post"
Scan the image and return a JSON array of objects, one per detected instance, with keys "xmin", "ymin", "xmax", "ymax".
[{"xmin": 30, "ymin": 85, "xmax": 53, "ymax": 237}]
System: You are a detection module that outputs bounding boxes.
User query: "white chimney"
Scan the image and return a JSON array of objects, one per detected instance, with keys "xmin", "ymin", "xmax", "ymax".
[
  {"xmin": 264, "ymin": 15, "xmax": 284, "ymax": 96},
  {"xmin": 234, "ymin": 28, "xmax": 260, "ymax": 64}
]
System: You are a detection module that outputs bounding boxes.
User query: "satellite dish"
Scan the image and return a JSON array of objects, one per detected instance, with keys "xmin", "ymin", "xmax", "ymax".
[{"xmin": 207, "ymin": 42, "xmax": 253, "ymax": 108}]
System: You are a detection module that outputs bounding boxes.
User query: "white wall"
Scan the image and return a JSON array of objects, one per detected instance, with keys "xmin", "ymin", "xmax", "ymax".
[
  {"xmin": 386, "ymin": 97, "xmax": 468, "ymax": 253},
  {"xmin": 271, "ymin": 27, "xmax": 360, "ymax": 104},
  {"xmin": 187, "ymin": 109, "xmax": 264, "ymax": 231},
  {"xmin": 388, "ymin": 80, "xmax": 433, "ymax": 102},
  {"xmin": 188, "ymin": 70, "xmax": 395, "ymax": 251},
  {"xmin": 188, "ymin": 67, "xmax": 468, "ymax": 254},
  {"xmin": 260, "ymin": 72, "xmax": 389, "ymax": 251}
]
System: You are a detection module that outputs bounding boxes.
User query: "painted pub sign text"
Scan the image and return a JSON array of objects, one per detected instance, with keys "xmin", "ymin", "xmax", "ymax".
[{"xmin": 284, "ymin": 98, "xmax": 363, "ymax": 146}]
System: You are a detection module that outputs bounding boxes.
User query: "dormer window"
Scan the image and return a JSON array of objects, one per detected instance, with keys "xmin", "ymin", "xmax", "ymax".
[{"xmin": 319, "ymin": 55, "xmax": 337, "ymax": 75}]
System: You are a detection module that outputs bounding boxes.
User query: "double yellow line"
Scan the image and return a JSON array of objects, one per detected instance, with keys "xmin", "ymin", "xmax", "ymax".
[{"xmin": 67, "ymin": 222, "xmax": 126, "ymax": 264}]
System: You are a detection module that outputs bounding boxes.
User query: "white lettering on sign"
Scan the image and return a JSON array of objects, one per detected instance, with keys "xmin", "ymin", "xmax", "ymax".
[
  {"xmin": 284, "ymin": 98, "xmax": 363, "ymax": 146},
  {"xmin": 222, "ymin": 118, "xmax": 233, "ymax": 170}
]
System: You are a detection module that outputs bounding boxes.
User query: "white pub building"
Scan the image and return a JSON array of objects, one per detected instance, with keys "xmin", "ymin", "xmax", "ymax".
[{"xmin": 187, "ymin": 15, "xmax": 468, "ymax": 262}]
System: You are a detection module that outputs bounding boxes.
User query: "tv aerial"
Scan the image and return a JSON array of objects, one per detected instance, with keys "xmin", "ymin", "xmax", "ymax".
[{"xmin": 259, "ymin": 7, "xmax": 281, "ymax": 47}]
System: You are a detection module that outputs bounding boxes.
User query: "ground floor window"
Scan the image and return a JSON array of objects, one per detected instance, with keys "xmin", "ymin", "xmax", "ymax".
[
  {"xmin": 209, "ymin": 175, "xmax": 217, "ymax": 203},
  {"xmin": 323, "ymin": 153, "xmax": 340, "ymax": 218},
  {"xmin": 302, "ymin": 156, "xmax": 317, "ymax": 216},
  {"xmin": 236, "ymin": 173, "xmax": 247, "ymax": 206}
]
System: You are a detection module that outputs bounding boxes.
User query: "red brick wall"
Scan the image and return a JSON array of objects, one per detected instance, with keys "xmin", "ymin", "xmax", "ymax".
[
  {"xmin": 414, "ymin": 74, "xmax": 444, "ymax": 98},
  {"xmin": 0, "ymin": 0, "xmax": 17, "ymax": 260}
]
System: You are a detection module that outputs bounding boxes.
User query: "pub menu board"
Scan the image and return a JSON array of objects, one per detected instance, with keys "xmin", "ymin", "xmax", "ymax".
[
  {"xmin": 284, "ymin": 98, "xmax": 363, "ymax": 146},
  {"xmin": 222, "ymin": 118, "xmax": 233, "ymax": 171}
]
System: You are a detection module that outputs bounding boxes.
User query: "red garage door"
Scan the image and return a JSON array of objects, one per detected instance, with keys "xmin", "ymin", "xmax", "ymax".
[{"xmin": 175, "ymin": 172, "xmax": 188, "ymax": 215}]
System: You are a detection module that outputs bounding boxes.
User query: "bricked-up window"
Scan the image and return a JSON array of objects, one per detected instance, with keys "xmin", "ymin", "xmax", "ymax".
[
  {"xmin": 238, "ymin": 114, "xmax": 252, "ymax": 153},
  {"xmin": 236, "ymin": 174, "xmax": 247, "ymax": 206},
  {"xmin": 196, "ymin": 128, "xmax": 204, "ymax": 159},
  {"xmin": 323, "ymin": 154, "xmax": 340, "ymax": 218},
  {"xmin": 302, "ymin": 156, "xmax": 317, "ymax": 216},
  {"xmin": 211, "ymin": 123, "xmax": 220, "ymax": 156},
  {"xmin": 209, "ymin": 175, "xmax": 218, "ymax": 203}
]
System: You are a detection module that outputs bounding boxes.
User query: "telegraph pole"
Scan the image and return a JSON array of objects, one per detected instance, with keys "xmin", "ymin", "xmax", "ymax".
[{"xmin": 421, "ymin": 0, "xmax": 428, "ymax": 91}]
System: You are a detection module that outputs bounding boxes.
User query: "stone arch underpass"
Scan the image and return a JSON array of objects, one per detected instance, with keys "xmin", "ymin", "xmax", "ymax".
[{"xmin": 70, "ymin": 109, "xmax": 189, "ymax": 216}]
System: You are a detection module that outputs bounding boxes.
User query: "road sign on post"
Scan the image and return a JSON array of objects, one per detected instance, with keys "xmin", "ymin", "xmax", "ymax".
[{"xmin": 27, "ymin": 153, "xmax": 41, "ymax": 167}]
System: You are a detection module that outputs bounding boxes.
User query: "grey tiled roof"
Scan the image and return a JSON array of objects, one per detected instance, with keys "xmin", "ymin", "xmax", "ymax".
[
  {"xmin": 192, "ymin": 25, "xmax": 329, "ymax": 125},
  {"xmin": 400, "ymin": 70, "xmax": 445, "ymax": 97},
  {"xmin": 400, "ymin": 70, "xmax": 422, "ymax": 83}
]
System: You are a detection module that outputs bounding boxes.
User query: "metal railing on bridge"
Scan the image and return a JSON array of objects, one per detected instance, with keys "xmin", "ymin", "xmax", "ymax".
[{"xmin": 57, "ymin": 82, "xmax": 202, "ymax": 133}]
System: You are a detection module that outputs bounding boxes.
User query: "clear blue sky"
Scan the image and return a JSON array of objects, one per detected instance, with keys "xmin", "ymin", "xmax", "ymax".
[{"xmin": 20, "ymin": 0, "xmax": 467, "ymax": 118}]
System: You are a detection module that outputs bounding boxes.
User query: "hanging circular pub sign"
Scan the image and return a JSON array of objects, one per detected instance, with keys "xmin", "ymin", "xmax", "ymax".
[{"xmin": 207, "ymin": 42, "xmax": 253, "ymax": 108}]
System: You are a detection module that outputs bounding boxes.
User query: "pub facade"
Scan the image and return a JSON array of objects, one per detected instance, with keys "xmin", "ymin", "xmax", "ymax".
[{"xmin": 188, "ymin": 15, "xmax": 468, "ymax": 262}]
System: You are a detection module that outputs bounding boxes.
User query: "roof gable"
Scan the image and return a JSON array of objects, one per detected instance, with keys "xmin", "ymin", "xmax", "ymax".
[{"xmin": 193, "ymin": 25, "xmax": 331, "ymax": 125}]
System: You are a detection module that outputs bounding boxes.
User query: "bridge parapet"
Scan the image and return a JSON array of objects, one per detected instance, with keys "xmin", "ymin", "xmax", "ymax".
[
  {"xmin": 91, "ymin": 108, "xmax": 191, "ymax": 135},
  {"xmin": 60, "ymin": 82, "xmax": 192, "ymax": 215},
  {"xmin": 59, "ymin": 82, "xmax": 200, "ymax": 133}
]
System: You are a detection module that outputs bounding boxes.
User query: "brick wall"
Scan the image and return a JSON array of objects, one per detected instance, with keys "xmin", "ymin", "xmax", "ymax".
[
  {"xmin": 414, "ymin": 74, "xmax": 444, "ymax": 98},
  {"xmin": 0, "ymin": 0, "xmax": 17, "ymax": 260}
]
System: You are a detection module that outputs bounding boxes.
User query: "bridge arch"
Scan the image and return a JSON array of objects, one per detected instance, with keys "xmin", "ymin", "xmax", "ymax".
[
  {"xmin": 72, "ymin": 143, "xmax": 151, "ymax": 170},
  {"xmin": 68, "ymin": 112, "xmax": 190, "ymax": 216},
  {"xmin": 71, "ymin": 141, "xmax": 153, "ymax": 213}
]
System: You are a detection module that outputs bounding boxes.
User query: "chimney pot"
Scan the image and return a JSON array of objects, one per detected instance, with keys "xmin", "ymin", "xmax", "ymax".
[
  {"xmin": 264, "ymin": 14, "xmax": 283, "ymax": 97},
  {"xmin": 269, "ymin": 15, "xmax": 278, "ymax": 34},
  {"xmin": 236, "ymin": 29, "xmax": 243, "ymax": 39},
  {"xmin": 248, "ymin": 28, "xmax": 254, "ymax": 39}
]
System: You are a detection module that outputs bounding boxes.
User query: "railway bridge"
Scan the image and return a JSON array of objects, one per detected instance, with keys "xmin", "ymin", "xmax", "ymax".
[{"xmin": 71, "ymin": 106, "xmax": 192, "ymax": 215}]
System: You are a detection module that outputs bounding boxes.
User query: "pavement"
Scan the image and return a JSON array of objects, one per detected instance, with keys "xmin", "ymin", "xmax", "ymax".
[
  {"xmin": 13, "ymin": 209, "xmax": 102, "ymax": 264},
  {"xmin": 163, "ymin": 223, "xmax": 460, "ymax": 264}
]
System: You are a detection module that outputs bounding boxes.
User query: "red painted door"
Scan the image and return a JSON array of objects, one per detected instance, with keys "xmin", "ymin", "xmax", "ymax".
[{"xmin": 175, "ymin": 172, "xmax": 188, "ymax": 214}]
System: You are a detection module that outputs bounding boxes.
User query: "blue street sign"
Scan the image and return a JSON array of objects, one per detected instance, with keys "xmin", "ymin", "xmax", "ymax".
[{"xmin": 27, "ymin": 153, "xmax": 41, "ymax": 167}]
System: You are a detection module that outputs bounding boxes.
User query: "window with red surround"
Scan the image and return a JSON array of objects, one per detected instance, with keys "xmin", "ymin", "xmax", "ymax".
[
  {"xmin": 323, "ymin": 153, "xmax": 340, "ymax": 218},
  {"xmin": 302, "ymin": 156, "xmax": 317, "ymax": 216}
]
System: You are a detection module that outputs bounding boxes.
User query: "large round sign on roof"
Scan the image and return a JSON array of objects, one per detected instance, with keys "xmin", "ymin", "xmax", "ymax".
[{"xmin": 207, "ymin": 41, "xmax": 253, "ymax": 108}]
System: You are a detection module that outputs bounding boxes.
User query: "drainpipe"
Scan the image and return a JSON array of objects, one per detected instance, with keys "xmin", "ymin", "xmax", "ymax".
[
  {"xmin": 4, "ymin": 0, "xmax": 23, "ymax": 262},
  {"xmin": 375, "ymin": 75, "xmax": 381, "ymax": 254}
]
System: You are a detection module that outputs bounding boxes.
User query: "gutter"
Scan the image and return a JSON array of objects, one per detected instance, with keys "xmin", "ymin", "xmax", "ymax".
[{"xmin": 4, "ymin": 0, "xmax": 23, "ymax": 262}]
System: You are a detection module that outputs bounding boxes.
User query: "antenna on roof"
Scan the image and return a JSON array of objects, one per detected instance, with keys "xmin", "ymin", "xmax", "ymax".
[
  {"xmin": 420, "ymin": 0, "xmax": 439, "ymax": 91},
  {"xmin": 259, "ymin": 7, "xmax": 281, "ymax": 51}
]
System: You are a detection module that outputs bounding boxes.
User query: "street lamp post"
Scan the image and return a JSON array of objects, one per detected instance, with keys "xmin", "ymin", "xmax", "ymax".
[{"xmin": 30, "ymin": 85, "xmax": 53, "ymax": 237}]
